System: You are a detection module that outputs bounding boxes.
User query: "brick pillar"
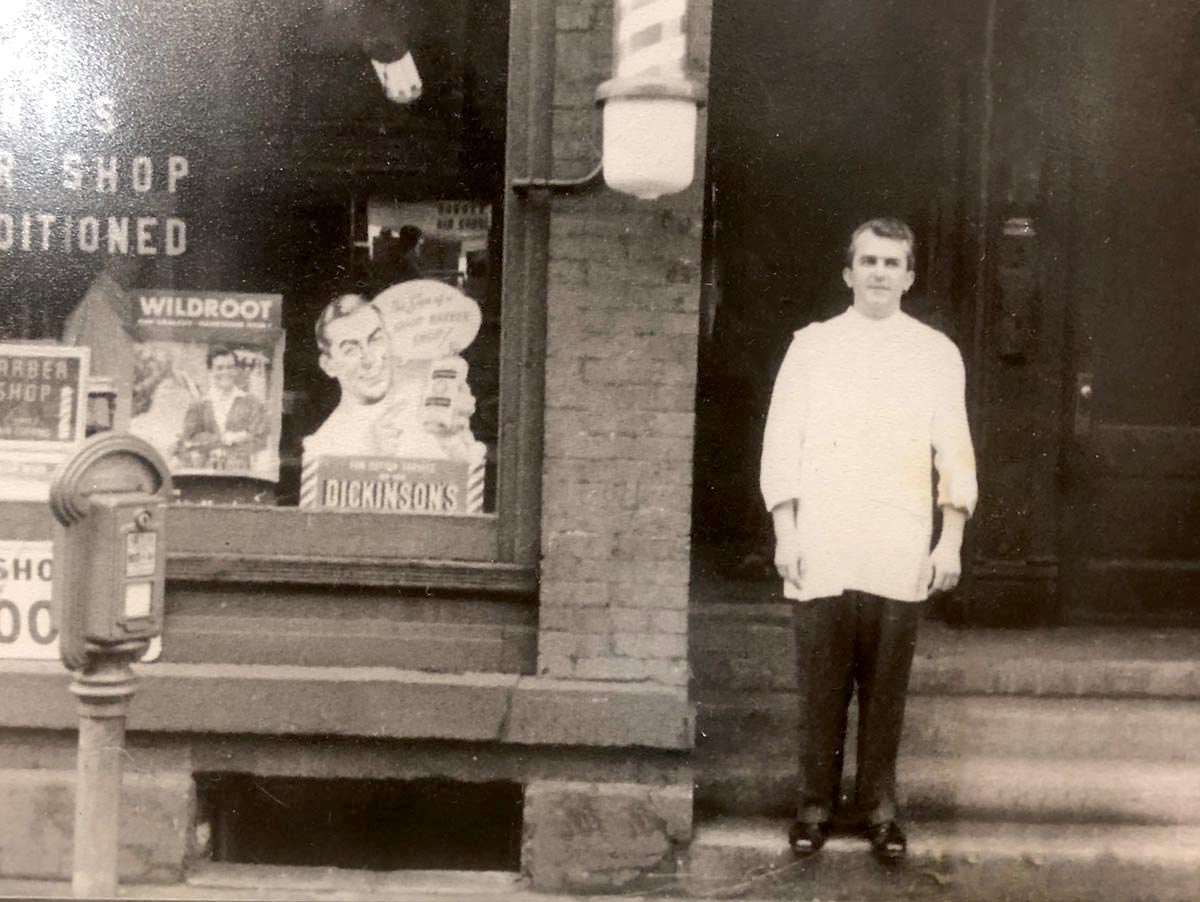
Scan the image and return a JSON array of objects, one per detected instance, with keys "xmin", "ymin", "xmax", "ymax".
[
  {"xmin": 537, "ymin": 0, "xmax": 711, "ymax": 690},
  {"xmin": 522, "ymin": 0, "xmax": 711, "ymax": 893}
]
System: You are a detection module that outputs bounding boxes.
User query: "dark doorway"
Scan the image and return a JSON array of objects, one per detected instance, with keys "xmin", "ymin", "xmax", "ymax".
[
  {"xmin": 1059, "ymin": 0, "xmax": 1200, "ymax": 624},
  {"xmin": 693, "ymin": 0, "xmax": 981, "ymax": 574}
]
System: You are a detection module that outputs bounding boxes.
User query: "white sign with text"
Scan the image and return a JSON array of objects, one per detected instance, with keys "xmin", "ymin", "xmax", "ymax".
[{"xmin": 0, "ymin": 540, "xmax": 160, "ymax": 662}]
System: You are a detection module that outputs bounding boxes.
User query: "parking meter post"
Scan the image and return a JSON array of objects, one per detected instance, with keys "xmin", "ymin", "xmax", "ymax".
[
  {"xmin": 69, "ymin": 642, "xmax": 145, "ymax": 899},
  {"xmin": 48, "ymin": 433, "xmax": 172, "ymax": 900}
]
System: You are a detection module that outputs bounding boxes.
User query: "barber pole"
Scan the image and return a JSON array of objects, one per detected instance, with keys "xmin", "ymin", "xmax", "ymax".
[
  {"xmin": 598, "ymin": 0, "xmax": 704, "ymax": 199},
  {"xmin": 614, "ymin": 0, "xmax": 688, "ymax": 79}
]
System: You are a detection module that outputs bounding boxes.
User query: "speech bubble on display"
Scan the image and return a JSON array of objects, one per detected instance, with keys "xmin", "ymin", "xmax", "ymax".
[{"xmin": 373, "ymin": 280, "xmax": 482, "ymax": 361}]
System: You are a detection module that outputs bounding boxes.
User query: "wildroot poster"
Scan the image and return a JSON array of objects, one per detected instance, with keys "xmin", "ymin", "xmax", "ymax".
[{"xmin": 128, "ymin": 290, "xmax": 284, "ymax": 482}]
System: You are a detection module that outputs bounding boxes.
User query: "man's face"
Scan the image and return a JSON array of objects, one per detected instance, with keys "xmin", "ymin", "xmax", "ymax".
[
  {"xmin": 320, "ymin": 305, "xmax": 392, "ymax": 404},
  {"xmin": 843, "ymin": 231, "xmax": 915, "ymax": 319},
  {"xmin": 209, "ymin": 354, "xmax": 238, "ymax": 392}
]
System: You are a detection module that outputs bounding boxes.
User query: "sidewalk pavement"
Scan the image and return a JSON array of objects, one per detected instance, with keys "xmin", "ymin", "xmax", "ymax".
[{"xmin": 0, "ymin": 863, "xmax": 782, "ymax": 902}]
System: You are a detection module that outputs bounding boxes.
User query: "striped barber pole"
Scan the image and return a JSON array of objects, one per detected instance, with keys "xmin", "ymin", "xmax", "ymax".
[
  {"xmin": 466, "ymin": 459, "xmax": 485, "ymax": 514},
  {"xmin": 57, "ymin": 386, "xmax": 74, "ymax": 440},
  {"xmin": 299, "ymin": 455, "xmax": 320, "ymax": 508},
  {"xmin": 615, "ymin": 0, "xmax": 688, "ymax": 80}
]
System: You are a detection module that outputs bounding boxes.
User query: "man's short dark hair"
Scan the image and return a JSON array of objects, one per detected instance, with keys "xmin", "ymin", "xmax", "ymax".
[
  {"xmin": 398, "ymin": 225, "xmax": 423, "ymax": 254},
  {"xmin": 315, "ymin": 293, "xmax": 379, "ymax": 353},
  {"xmin": 206, "ymin": 345, "xmax": 236, "ymax": 369},
  {"xmin": 846, "ymin": 218, "xmax": 916, "ymax": 271}
]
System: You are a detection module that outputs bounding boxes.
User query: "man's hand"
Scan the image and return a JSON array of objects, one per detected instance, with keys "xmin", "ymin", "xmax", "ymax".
[
  {"xmin": 927, "ymin": 506, "xmax": 967, "ymax": 594},
  {"xmin": 926, "ymin": 541, "xmax": 961, "ymax": 594},
  {"xmin": 774, "ymin": 531, "xmax": 805, "ymax": 592},
  {"xmin": 771, "ymin": 500, "xmax": 804, "ymax": 592}
]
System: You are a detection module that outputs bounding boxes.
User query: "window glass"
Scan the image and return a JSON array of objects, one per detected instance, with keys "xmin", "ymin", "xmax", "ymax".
[{"xmin": 0, "ymin": 0, "xmax": 508, "ymax": 517}]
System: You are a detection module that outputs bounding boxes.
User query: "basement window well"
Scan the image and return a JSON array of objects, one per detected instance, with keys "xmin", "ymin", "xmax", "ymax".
[{"xmin": 196, "ymin": 775, "xmax": 523, "ymax": 871}]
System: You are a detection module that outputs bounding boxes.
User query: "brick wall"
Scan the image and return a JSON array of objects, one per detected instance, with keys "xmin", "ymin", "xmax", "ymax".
[{"xmin": 537, "ymin": 0, "xmax": 712, "ymax": 687}]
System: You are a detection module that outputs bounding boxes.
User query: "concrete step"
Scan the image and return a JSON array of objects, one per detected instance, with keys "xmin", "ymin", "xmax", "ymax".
[
  {"xmin": 696, "ymin": 693, "xmax": 1200, "ymax": 764},
  {"xmin": 691, "ymin": 610, "xmax": 1200, "ymax": 699},
  {"xmin": 681, "ymin": 817, "xmax": 1200, "ymax": 901},
  {"xmin": 696, "ymin": 757, "xmax": 1200, "ymax": 825}
]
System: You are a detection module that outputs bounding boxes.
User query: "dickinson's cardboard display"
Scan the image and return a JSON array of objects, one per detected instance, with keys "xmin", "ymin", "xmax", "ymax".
[{"xmin": 301, "ymin": 279, "xmax": 486, "ymax": 514}]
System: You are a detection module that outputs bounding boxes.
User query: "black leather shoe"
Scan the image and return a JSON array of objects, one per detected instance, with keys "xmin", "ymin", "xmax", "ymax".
[
  {"xmin": 787, "ymin": 820, "xmax": 828, "ymax": 857},
  {"xmin": 866, "ymin": 820, "xmax": 906, "ymax": 865}
]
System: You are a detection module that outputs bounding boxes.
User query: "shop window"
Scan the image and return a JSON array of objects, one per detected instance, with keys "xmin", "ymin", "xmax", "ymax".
[{"xmin": 1, "ymin": 0, "xmax": 545, "ymax": 589}]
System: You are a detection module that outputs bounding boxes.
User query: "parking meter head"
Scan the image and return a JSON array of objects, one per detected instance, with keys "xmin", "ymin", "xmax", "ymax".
[
  {"xmin": 50, "ymin": 434, "xmax": 172, "ymax": 527},
  {"xmin": 48, "ymin": 434, "xmax": 173, "ymax": 670}
]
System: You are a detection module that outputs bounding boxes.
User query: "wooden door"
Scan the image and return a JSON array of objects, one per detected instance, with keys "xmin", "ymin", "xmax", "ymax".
[{"xmin": 1064, "ymin": 0, "xmax": 1200, "ymax": 624}]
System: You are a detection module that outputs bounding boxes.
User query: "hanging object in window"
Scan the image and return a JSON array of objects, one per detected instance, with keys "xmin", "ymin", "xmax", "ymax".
[
  {"xmin": 370, "ymin": 55, "xmax": 422, "ymax": 105},
  {"xmin": 324, "ymin": 0, "xmax": 424, "ymax": 104}
]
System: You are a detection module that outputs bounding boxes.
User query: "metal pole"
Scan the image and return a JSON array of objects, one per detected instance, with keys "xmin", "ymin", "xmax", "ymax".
[{"xmin": 70, "ymin": 644, "xmax": 144, "ymax": 899}]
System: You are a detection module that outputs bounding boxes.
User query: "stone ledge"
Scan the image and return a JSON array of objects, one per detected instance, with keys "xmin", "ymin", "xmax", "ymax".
[
  {"xmin": 509, "ymin": 678, "xmax": 692, "ymax": 748},
  {"xmin": 0, "ymin": 663, "xmax": 692, "ymax": 750},
  {"xmin": 0, "ymin": 768, "xmax": 194, "ymax": 883}
]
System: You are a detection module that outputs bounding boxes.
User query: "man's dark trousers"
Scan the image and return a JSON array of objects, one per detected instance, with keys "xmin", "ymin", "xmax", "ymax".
[{"xmin": 793, "ymin": 591, "xmax": 922, "ymax": 826}]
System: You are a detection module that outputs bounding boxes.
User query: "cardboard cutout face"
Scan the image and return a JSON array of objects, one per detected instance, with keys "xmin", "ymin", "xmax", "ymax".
[{"xmin": 318, "ymin": 304, "xmax": 392, "ymax": 405}]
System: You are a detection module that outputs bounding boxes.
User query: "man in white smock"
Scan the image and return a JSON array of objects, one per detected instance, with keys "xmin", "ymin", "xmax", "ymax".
[{"xmin": 760, "ymin": 218, "xmax": 977, "ymax": 864}]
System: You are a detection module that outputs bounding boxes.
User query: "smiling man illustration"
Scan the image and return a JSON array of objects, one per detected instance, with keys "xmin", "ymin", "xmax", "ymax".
[
  {"xmin": 304, "ymin": 294, "xmax": 397, "ymax": 457},
  {"xmin": 176, "ymin": 345, "xmax": 269, "ymax": 471}
]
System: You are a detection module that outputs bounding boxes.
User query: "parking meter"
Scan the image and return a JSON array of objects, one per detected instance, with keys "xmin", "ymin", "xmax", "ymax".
[{"xmin": 49, "ymin": 433, "xmax": 172, "ymax": 670}]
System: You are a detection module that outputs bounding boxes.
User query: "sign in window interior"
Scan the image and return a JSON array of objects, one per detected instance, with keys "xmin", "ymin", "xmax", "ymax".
[{"xmin": 0, "ymin": 0, "xmax": 509, "ymax": 517}]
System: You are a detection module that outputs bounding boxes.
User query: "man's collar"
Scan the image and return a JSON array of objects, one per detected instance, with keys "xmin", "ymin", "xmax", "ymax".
[
  {"xmin": 207, "ymin": 384, "xmax": 246, "ymax": 402},
  {"xmin": 846, "ymin": 304, "xmax": 904, "ymax": 324}
]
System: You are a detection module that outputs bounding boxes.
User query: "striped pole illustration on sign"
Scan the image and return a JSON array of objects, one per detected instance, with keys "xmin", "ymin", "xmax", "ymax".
[
  {"xmin": 615, "ymin": 0, "xmax": 687, "ymax": 79},
  {"xmin": 299, "ymin": 456, "xmax": 319, "ymax": 508},
  {"xmin": 58, "ymin": 386, "xmax": 74, "ymax": 440},
  {"xmin": 466, "ymin": 459, "xmax": 485, "ymax": 514}
]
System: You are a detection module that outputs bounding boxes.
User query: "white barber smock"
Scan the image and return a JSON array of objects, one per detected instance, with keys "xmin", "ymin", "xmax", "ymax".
[{"xmin": 760, "ymin": 307, "xmax": 977, "ymax": 602}]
